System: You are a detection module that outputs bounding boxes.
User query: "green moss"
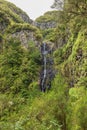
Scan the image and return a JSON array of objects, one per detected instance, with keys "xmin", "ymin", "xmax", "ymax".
[
  {"xmin": 6, "ymin": 23, "xmax": 36, "ymax": 33},
  {"xmin": 5, "ymin": 23, "xmax": 42, "ymax": 41},
  {"xmin": 0, "ymin": 0, "xmax": 30, "ymax": 24},
  {"xmin": 0, "ymin": 0, "xmax": 87, "ymax": 129},
  {"xmin": 41, "ymin": 28, "xmax": 56, "ymax": 42},
  {"xmin": 54, "ymin": 30, "xmax": 87, "ymax": 88},
  {"xmin": 0, "ymin": 34, "xmax": 3, "ymax": 42},
  {"xmin": 0, "ymin": 1, "xmax": 24, "ymax": 23},
  {"xmin": 34, "ymin": 29, "xmax": 43, "ymax": 41}
]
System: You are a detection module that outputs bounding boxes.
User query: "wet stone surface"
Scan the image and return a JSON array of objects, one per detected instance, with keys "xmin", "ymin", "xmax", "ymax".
[{"xmin": 40, "ymin": 42, "xmax": 55, "ymax": 92}]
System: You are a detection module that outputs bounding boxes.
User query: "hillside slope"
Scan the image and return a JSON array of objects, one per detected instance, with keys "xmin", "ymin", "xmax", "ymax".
[
  {"xmin": 0, "ymin": 0, "xmax": 87, "ymax": 130},
  {"xmin": 0, "ymin": 1, "xmax": 42, "ymax": 129},
  {"xmin": 0, "ymin": 0, "xmax": 42, "ymax": 48},
  {"xmin": 0, "ymin": 0, "xmax": 32, "ymax": 24},
  {"xmin": 35, "ymin": 11, "xmax": 59, "ymax": 42}
]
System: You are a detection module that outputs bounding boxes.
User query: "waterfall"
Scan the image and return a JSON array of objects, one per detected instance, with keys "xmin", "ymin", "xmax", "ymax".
[
  {"xmin": 41, "ymin": 43, "xmax": 47, "ymax": 92},
  {"xmin": 40, "ymin": 42, "xmax": 54, "ymax": 92}
]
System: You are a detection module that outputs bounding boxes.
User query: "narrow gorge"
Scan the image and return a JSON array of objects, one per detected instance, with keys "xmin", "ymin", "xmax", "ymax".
[{"xmin": 0, "ymin": 0, "xmax": 87, "ymax": 130}]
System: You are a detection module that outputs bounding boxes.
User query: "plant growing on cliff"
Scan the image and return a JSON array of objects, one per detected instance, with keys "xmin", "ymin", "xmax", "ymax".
[{"xmin": 0, "ymin": 38, "xmax": 40, "ymax": 94}]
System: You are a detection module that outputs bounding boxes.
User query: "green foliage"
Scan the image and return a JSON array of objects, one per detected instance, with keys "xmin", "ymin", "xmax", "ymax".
[
  {"xmin": 5, "ymin": 23, "xmax": 42, "ymax": 41},
  {"xmin": 52, "ymin": 1, "xmax": 87, "ymax": 130},
  {"xmin": 0, "ymin": 0, "xmax": 43, "ymax": 42},
  {"xmin": 34, "ymin": 29, "xmax": 43, "ymax": 41},
  {"xmin": 0, "ymin": 34, "xmax": 3, "ymax": 52},
  {"xmin": 36, "ymin": 11, "xmax": 58, "ymax": 23},
  {"xmin": 42, "ymin": 28, "xmax": 56, "ymax": 42},
  {"xmin": 53, "ymin": 47, "xmax": 64, "ymax": 65},
  {"xmin": 0, "ymin": 0, "xmax": 29, "ymax": 24},
  {"xmin": 36, "ymin": 11, "xmax": 59, "ymax": 42},
  {"xmin": 0, "ymin": 38, "xmax": 41, "ymax": 94},
  {"xmin": 6, "ymin": 23, "xmax": 37, "ymax": 33},
  {"xmin": 67, "ymin": 87, "xmax": 87, "ymax": 130},
  {"xmin": 0, "ymin": 0, "xmax": 87, "ymax": 130},
  {"xmin": 65, "ymin": 0, "xmax": 87, "ymax": 16},
  {"xmin": 0, "ymin": 74, "xmax": 67, "ymax": 130}
]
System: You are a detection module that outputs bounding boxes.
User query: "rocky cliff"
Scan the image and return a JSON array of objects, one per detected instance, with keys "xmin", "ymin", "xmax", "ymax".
[
  {"xmin": 0, "ymin": 0, "xmax": 42, "ymax": 48},
  {"xmin": 0, "ymin": 1, "xmax": 87, "ymax": 130},
  {"xmin": 35, "ymin": 11, "xmax": 58, "ymax": 29},
  {"xmin": 34, "ymin": 11, "xmax": 58, "ymax": 42}
]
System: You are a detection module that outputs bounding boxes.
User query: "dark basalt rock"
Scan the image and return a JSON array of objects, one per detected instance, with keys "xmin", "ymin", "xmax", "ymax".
[{"xmin": 40, "ymin": 42, "xmax": 55, "ymax": 92}]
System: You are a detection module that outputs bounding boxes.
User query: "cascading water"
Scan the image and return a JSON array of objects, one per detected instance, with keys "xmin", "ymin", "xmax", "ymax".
[
  {"xmin": 41, "ymin": 43, "xmax": 47, "ymax": 92},
  {"xmin": 40, "ymin": 42, "xmax": 55, "ymax": 92}
]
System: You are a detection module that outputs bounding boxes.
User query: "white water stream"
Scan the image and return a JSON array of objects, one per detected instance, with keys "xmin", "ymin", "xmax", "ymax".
[{"xmin": 41, "ymin": 43, "xmax": 47, "ymax": 91}]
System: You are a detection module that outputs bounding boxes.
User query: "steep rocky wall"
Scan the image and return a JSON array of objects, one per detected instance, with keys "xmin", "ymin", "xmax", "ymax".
[
  {"xmin": 54, "ymin": 30, "xmax": 87, "ymax": 88},
  {"xmin": 0, "ymin": 0, "xmax": 42, "ymax": 48},
  {"xmin": 0, "ymin": 22, "xmax": 8, "ymax": 33},
  {"xmin": 8, "ymin": 3, "xmax": 33, "ymax": 24},
  {"xmin": 34, "ymin": 21, "xmax": 56, "ymax": 30},
  {"xmin": 11, "ymin": 30, "xmax": 41, "ymax": 48},
  {"xmin": 0, "ymin": 0, "xmax": 33, "ymax": 24},
  {"xmin": 35, "ymin": 11, "xmax": 58, "ymax": 30},
  {"xmin": 0, "ymin": 34, "xmax": 3, "ymax": 52}
]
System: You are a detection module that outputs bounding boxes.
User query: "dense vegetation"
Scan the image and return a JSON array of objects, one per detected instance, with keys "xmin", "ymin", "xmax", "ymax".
[
  {"xmin": 36, "ymin": 11, "xmax": 58, "ymax": 23},
  {"xmin": 0, "ymin": 0, "xmax": 30, "ymax": 23},
  {"xmin": 0, "ymin": 0, "xmax": 87, "ymax": 130},
  {"xmin": 35, "ymin": 11, "xmax": 59, "ymax": 42},
  {"xmin": 0, "ymin": 0, "xmax": 42, "ymax": 41}
]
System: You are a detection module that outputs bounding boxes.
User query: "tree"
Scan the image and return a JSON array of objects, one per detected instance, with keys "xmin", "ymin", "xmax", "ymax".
[
  {"xmin": 64, "ymin": 0, "xmax": 87, "ymax": 16},
  {"xmin": 67, "ymin": 87, "xmax": 87, "ymax": 130},
  {"xmin": 0, "ymin": 38, "xmax": 41, "ymax": 94}
]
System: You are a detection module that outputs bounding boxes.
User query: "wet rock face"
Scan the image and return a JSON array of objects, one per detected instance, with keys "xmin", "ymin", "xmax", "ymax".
[
  {"xmin": 8, "ymin": 4, "xmax": 33, "ymax": 24},
  {"xmin": 34, "ymin": 21, "xmax": 56, "ymax": 30},
  {"xmin": 0, "ymin": 35, "xmax": 3, "ymax": 52},
  {"xmin": 11, "ymin": 30, "xmax": 40, "ymax": 48},
  {"xmin": 0, "ymin": 23, "xmax": 6, "ymax": 33},
  {"xmin": 14, "ymin": 11, "xmax": 33, "ymax": 24},
  {"xmin": 51, "ymin": 0, "xmax": 64, "ymax": 10},
  {"xmin": 19, "ymin": 13, "xmax": 33, "ymax": 24},
  {"xmin": 0, "ymin": 21, "xmax": 9, "ymax": 34},
  {"xmin": 40, "ymin": 42, "xmax": 55, "ymax": 92}
]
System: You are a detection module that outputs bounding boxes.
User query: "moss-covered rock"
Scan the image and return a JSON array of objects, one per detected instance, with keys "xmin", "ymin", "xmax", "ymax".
[
  {"xmin": 35, "ymin": 11, "xmax": 58, "ymax": 30},
  {"xmin": 34, "ymin": 11, "xmax": 59, "ymax": 42},
  {"xmin": 36, "ymin": 11, "xmax": 58, "ymax": 23},
  {"xmin": 0, "ymin": 0, "xmax": 42, "ymax": 47},
  {"xmin": 0, "ymin": 0, "xmax": 32, "ymax": 24},
  {"xmin": 54, "ymin": 28, "xmax": 87, "ymax": 88}
]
